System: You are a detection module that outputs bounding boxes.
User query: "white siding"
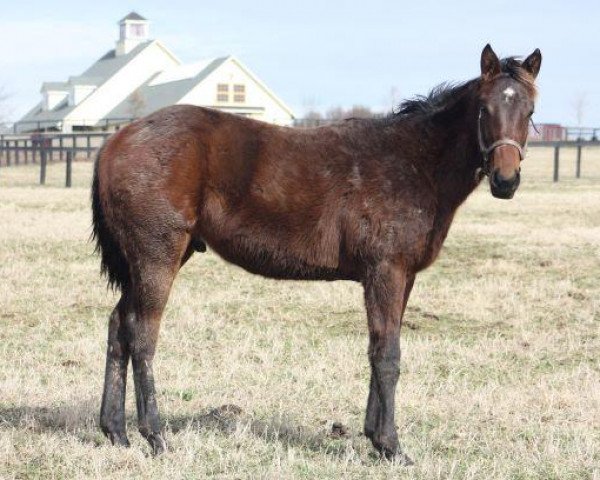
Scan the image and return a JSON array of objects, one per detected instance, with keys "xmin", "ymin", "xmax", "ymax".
[
  {"xmin": 178, "ymin": 58, "xmax": 294, "ymax": 126},
  {"xmin": 69, "ymin": 85, "xmax": 96, "ymax": 106},
  {"xmin": 43, "ymin": 91, "xmax": 68, "ymax": 111}
]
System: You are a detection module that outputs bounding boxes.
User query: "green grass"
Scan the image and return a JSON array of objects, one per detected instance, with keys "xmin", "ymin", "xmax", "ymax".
[{"xmin": 0, "ymin": 150, "xmax": 599, "ymax": 479}]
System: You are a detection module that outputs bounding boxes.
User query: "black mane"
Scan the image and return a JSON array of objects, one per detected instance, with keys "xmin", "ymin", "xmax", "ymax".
[
  {"xmin": 395, "ymin": 57, "xmax": 531, "ymax": 118},
  {"xmin": 395, "ymin": 81, "xmax": 475, "ymax": 117}
]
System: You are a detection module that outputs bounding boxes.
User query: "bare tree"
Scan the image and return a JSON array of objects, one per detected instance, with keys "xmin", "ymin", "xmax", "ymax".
[
  {"xmin": 572, "ymin": 92, "xmax": 587, "ymax": 127},
  {"xmin": 325, "ymin": 106, "xmax": 345, "ymax": 121},
  {"xmin": 299, "ymin": 109, "xmax": 324, "ymax": 127},
  {"xmin": 347, "ymin": 105, "xmax": 373, "ymax": 119},
  {"xmin": 389, "ymin": 86, "xmax": 400, "ymax": 112},
  {"xmin": 324, "ymin": 105, "xmax": 374, "ymax": 121},
  {"xmin": 0, "ymin": 86, "xmax": 12, "ymax": 131},
  {"xmin": 297, "ymin": 105, "xmax": 377, "ymax": 127},
  {"xmin": 127, "ymin": 90, "xmax": 146, "ymax": 119}
]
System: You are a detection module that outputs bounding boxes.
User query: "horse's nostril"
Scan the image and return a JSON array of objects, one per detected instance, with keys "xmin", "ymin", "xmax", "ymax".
[
  {"xmin": 492, "ymin": 170, "xmax": 502, "ymax": 187},
  {"xmin": 492, "ymin": 170, "xmax": 519, "ymax": 190}
]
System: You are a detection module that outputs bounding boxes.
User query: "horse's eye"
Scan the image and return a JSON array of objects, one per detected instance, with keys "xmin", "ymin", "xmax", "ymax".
[{"xmin": 527, "ymin": 110, "xmax": 534, "ymax": 118}]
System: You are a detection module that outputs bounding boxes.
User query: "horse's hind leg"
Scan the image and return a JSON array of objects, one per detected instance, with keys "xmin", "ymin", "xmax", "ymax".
[
  {"xmin": 128, "ymin": 235, "xmax": 189, "ymax": 454},
  {"xmin": 100, "ymin": 230, "xmax": 188, "ymax": 453},
  {"xmin": 100, "ymin": 295, "xmax": 131, "ymax": 446}
]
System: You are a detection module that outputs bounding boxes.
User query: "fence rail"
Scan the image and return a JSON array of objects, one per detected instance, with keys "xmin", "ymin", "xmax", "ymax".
[
  {"xmin": 529, "ymin": 140, "xmax": 600, "ymax": 181},
  {"xmin": 0, "ymin": 133, "xmax": 599, "ymax": 187},
  {"xmin": 0, "ymin": 132, "xmax": 111, "ymax": 166},
  {"xmin": 12, "ymin": 117, "xmax": 135, "ymax": 133}
]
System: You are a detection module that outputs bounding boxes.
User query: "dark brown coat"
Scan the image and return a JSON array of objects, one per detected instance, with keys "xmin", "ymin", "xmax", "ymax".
[{"xmin": 93, "ymin": 45, "xmax": 541, "ymax": 461}]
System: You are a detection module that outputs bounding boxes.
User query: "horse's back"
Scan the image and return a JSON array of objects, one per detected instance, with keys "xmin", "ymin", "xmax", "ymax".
[
  {"xmin": 97, "ymin": 106, "xmax": 442, "ymax": 280},
  {"xmin": 96, "ymin": 105, "xmax": 356, "ymax": 279}
]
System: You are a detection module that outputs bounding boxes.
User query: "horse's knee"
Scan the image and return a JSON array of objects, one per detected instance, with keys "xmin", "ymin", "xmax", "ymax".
[{"xmin": 373, "ymin": 358, "xmax": 400, "ymax": 382}]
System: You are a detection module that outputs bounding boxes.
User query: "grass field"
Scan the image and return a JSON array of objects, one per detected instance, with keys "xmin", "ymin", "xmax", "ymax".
[{"xmin": 0, "ymin": 148, "xmax": 599, "ymax": 479}]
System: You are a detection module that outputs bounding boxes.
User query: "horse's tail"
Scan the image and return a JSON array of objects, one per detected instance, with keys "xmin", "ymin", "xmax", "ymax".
[{"xmin": 91, "ymin": 146, "xmax": 129, "ymax": 291}]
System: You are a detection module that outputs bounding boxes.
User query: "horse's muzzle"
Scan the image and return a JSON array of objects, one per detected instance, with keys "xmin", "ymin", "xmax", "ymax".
[{"xmin": 490, "ymin": 170, "xmax": 520, "ymax": 199}]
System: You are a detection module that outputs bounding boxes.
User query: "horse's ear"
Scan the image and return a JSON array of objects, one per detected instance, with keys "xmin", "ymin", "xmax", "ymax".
[
  {"xmin": 481, "ymin": 44, "xmax": 501, "ymax": 81},
  {"xmin": 522, "ymin": 48, "xmax": 542, "ymax": 79}
]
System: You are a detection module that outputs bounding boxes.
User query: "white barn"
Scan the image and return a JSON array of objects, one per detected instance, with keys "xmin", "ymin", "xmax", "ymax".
[{"xmin": 16, "ymin": 13, "xmax": 295, "ymax": 133}]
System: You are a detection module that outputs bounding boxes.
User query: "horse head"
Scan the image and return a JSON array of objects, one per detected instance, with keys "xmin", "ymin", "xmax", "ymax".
[{"xmin": 478, "ymin": 44, "xmax": 542, "ymax": 199}]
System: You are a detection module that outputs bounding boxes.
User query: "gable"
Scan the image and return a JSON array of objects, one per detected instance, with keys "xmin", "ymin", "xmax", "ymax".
[{"xmin": 178, "ymin": 57, "xmax": 294, "ymax": 123}]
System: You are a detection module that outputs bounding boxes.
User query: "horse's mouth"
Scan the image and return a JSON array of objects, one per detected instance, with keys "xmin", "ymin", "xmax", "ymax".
[
  {"xmin": 490, "ymin": 171, "xmax": 520, "ymax": 199},
  {"xmin": 491, "ymin": 187, "xmax": 516, "ymax": 199}
]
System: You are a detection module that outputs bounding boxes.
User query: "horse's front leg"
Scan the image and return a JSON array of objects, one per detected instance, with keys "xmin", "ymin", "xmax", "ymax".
[{"xmin": 363, "ymin": 264, "xmax": 414, "ymax": 464}]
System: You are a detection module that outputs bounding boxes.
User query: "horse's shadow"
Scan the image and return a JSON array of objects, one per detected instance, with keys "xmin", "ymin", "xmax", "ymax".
[
  {"xmin": 165, "ymin": 404, "xmax": 370, "ymax": 459},
  {"xmin": 0, "ymin": 401, "xmax": 104, "ymax": 446},
  {"xmin": 0, "ymin": 402, "xmax": 373, "ymax": 461}
]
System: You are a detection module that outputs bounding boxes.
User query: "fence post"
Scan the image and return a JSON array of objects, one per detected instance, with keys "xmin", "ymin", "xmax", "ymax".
[
  {"xmin": 553, "ymin": 145, "xmax": 560, "ymax": 182},
  {"xmin": 65, "ymin": 150, "xmax": 73, "ymax": 188},
  {"xmin": 59, "ymin": 136, "xmax": 64, "ymax": 162},
  {"xmin": 86, "ymin": 134, "xmax": 91, "ymax": 159},
  {"xmin": 40, "ymin": 147, "xmax": 47, "ymax": 185},
  {"xmin": 6, "ymin": 140, "xmax": 11, "ymax": 166},
  {"xmin": 24, "ymin": 139, "xmax": 28, "ymax": 164},
  {"xmin": 576, "ymin": 144, "xmax": 582, "ymax": 178}
]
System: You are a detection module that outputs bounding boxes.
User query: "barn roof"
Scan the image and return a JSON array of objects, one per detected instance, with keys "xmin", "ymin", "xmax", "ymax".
[
  {"xmin": 120, "ymin": 12, "xmax": 147, "ymax": 22},
  {"xmin": 41, "ymin": 82, "xmax": 69, "ymax": 92},
  {"xmin": 19, "ymin": 41, "xmax": 155, "ymax": 126},
  {"xmin": 105, "ymin": 57, "xmax": 229, "ymax": 119},
  {"xmin": 76, "ymin": 41, "xmax": 153, "ymax": 84}
]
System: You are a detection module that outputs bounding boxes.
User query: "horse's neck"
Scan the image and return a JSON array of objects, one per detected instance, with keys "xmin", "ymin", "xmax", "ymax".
[{"xmin": 421, "ymin": 98, "xmax": 483, "ymax": 213}]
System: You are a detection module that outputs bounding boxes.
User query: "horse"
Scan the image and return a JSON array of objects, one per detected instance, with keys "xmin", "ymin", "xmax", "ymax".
[{"xmin": 92, "ymin": 44, "xmax": 541, "ymax": 462}]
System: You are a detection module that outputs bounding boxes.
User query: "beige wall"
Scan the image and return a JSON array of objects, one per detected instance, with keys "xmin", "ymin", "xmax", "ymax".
[{"xmin": 178, "ymin": 58, "xmax": 294, "ymax": 126}]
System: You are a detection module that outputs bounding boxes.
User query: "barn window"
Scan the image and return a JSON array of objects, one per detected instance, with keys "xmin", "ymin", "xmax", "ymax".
[
  {"xmin": 233, "ymin": 84, "xmax": 246, "ymax": 103},
  {"xmin": 217, "ymin": 84, "xmax": 229, "ymax": 102},
  {"xmin": 129, "ymin": 23, "xmax": 146, "ymax": 37}
]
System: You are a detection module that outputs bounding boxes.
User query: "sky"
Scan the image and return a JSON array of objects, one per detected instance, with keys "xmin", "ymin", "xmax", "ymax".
[{"xmin": 1, "ymin": 0, "xmax": 599, "ymax": 126}]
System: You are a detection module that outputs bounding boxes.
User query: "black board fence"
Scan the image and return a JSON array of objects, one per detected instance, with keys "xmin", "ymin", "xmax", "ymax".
[
  {"xmin": 0, "ymin": 132, "xmax": 112, "ymax": 186},
  {"xmin": 529, "ymin": 140, "xmax": 600, "ymax": 182}
]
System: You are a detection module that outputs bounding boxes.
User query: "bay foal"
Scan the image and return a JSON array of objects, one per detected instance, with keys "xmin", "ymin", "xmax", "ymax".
[{"xmin": 93, "ymin": 45, "xmax": 541, "ymax": 460}]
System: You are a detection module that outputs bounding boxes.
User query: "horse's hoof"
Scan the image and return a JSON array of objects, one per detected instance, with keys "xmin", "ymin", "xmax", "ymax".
[
  {"xmin": 383, "ymin": 449, "xmax": 414, "ymax": 466},
  {"xmin": 147, "ymin": 433, "xmax": 167, "ymax": 456},
  {"xmin": 372, "ymin": 435, "xmax": 414, "ymax": 466},
  {"xmin": 101, "ymin": 427, "xmax": 130, "ymax": 448}
]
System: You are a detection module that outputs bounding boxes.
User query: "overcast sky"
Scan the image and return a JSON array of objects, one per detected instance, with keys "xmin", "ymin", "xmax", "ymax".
[{"xmin": 1, "ymin": 0, "xmax": 599, "ymax": 125}]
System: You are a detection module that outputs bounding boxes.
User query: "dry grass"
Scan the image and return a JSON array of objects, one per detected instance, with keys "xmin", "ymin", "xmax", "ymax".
[{"xmin": 0, "ymin": 148, "xmax": 599, "ymax": 479}]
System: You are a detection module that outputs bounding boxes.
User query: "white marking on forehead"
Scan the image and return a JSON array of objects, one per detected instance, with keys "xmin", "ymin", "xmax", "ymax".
[{"xmin": 502, "ymin": 87, "xmax": 516, "ymax": 103}]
